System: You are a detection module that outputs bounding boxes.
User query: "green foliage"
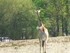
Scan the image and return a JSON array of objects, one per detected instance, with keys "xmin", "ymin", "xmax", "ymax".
[
  {"xmin": 0, "ymin": 0, "xmax": 70, "ymax": 39},
  {"xmin": 0, "ymin": 0, "xmax": 37, "ymax": 39},
  {"xmin": 32, "ymin": 0, "xmax": 70, "ymax": 36}
]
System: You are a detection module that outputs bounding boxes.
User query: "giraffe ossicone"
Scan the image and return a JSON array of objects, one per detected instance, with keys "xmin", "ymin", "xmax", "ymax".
[{"xmin": 35, "ymin": 10, "xmax": 40, "ymax": 13}]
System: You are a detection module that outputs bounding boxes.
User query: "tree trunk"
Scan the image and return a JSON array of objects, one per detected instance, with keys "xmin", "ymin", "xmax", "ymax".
[
  {"xmin": 65, "ymin": 0, "xmax": 69, "ymax": 36},
  {"xmin": 61, "ymin": 15, "xmax": 65, "ymax": 36},
  {"xmin": 56, "ymin": 15, "xmax": 59, "ymax": 36}
]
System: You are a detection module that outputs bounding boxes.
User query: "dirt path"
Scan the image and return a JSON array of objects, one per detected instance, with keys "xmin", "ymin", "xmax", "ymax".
[{"xmin": 0, "ymin": 36, "xmax": 70, "ymax": 53}]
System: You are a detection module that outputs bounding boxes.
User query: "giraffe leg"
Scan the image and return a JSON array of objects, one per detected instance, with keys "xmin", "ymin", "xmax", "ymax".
[
  {"xmin": 42, "ymin": 40, "xmax": 46, "ymax": 53},
  {"xmin": 43, "ymin": 41, "xmax": 46, "ymax": 53},
  {"xmin": 42, "ymin": 40, "xmax": 44, "ymax": 47},
  {"xmin": 40, "ymin": 42, "xmax": 41, "ymax": 53},
  {"xmin": 44, "ymin": 41, "xmax": 47, "ymax": 53},
  {"xmin": 39, "ymin": 39, "xmax": 42, "ymax": 53},
  {"xmin": 44, "ymin": 42, "xmax": 46, "ymax": 53}
]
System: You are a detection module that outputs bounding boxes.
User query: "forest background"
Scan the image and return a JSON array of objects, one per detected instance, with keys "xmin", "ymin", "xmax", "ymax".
[{"xmin": 0, "ymin": 0, "xmax": 70, "ymax": 39}]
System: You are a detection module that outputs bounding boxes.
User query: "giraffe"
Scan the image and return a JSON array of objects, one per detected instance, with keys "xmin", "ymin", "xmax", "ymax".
[{"xmin": 35, "ymin": 9, "xmax": 49, "ymax": 53}]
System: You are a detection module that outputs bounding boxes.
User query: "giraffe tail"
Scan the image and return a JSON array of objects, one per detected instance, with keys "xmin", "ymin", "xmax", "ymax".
[{"xmin": 42, "ymin": 40, "xmax": 45, "ymax": 47}]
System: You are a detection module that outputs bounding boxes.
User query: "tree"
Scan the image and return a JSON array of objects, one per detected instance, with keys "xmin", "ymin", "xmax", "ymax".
[{"xmin": 0, "ymin": 0, "xmax": 37, "ymax": 39}]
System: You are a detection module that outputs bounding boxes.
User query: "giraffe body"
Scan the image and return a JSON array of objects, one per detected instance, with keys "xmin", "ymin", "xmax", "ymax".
[
  {"xmin": 37, "ymin": 26, "xmax": 48, "ymax": 41},
  {"xmin": 37, "ymin": 25, "xmax": 49, "ymax": 53},
  {"xmin": 35, "ymin": 9, "xmax": 49, "ymax": 53}
]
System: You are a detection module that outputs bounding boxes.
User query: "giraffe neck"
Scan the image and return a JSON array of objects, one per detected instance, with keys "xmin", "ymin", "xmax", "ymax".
[
  {"xmin": 37, "ymin": 15, "xmax": 43, "ymax": 27},
  {"xmin": 36, "ymin": 11, "xmax": 43, "ymax": 27}
]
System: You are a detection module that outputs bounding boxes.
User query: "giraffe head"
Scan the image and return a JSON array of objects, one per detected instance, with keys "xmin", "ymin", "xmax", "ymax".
[
  {"xmin": 35, "ymin": 9, "xmax": 40, "ymax": 15},
  {"xmin": 35, "ymin": 9, "xmax": 43, "ymax": 27}
]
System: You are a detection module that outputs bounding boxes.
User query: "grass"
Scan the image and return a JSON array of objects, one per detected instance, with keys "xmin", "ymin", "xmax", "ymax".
[{"xmin": 0, "ymin": 36, "xmax": 70, "ymax": 47}]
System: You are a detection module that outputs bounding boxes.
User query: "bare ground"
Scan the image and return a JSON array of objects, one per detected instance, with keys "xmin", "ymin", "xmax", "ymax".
[{"xmin": 0, "ymin": 36, "xmax": 70, "ymax": 53}]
